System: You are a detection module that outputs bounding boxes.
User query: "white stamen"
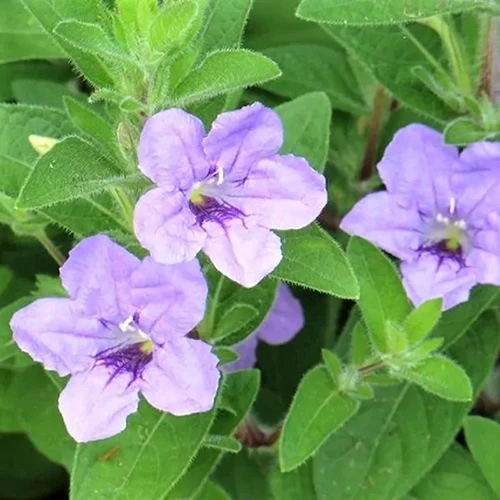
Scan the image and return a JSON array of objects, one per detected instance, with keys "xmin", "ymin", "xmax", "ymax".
[
  {"xmin": 454, "ymin": 220, "xmax": 468, "ymax": 230},
  {"xmin": 118, "ymin": 315, "xmax": 149, "ymax": 340},
  {"xmin": 216, "ymin": 166, "xmax": 224, "ymax": 185},
  {"xmin": 119, "ymin": 315, "xmax": 135, "ymax": 333},
  {"xmin": 449, "ymin": 197, "xmax": 456, "ymax": 215},
  {"xmin": 436, "ymin": 213, "xmax": 450, "ymax": 225}
]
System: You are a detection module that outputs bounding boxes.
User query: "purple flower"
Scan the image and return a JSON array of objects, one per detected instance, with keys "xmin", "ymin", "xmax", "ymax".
[
  {"xmin": 10, "ymin": 235, "xmax": 220, "ymax": 442},
  {"xmin": 341, "ymin": 124, "xmax": 500, "ymax": 310},
  {"xmin": 133, "ymin": 103, "xmax": 327, "ymax": 288},
  {"xmin": 226, "ymin": 284, "xmax": 304, "ymax": 371}
]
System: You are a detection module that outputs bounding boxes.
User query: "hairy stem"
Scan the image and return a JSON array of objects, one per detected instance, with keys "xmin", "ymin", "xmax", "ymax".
[{"xmin": 36, "ymin": 232, "xmax": 65, "ymax": 266}]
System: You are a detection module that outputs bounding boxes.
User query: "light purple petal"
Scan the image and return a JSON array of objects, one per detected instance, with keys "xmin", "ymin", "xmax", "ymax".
[
  {"xmin": 401, "ymin": 256, "xmax": 477, "ymax": 310},
  {"xmin": 130, "ymin": 257, "xmax": 208, "ymax": 341},
  {"xmin": 59, "ymin": 365, "xmax": 140, "ymax": 442},
  {"xmin": 203, "ymin": 220, "xmax": 282, "ymax": 287},
  {"xmin": 140, "ymin": 338, "xmax": 220, "ymax": 415},
  {"xmin": 256, "ymin": 284, "xmax": 304, "ymax": 345},
  {"xmin": 377, "ymin": 124, "xmax": 459, "ymax": 214},
  {"xmin": 138, "ymin": 109, "xmax": 209, "ymax": 190},
  {"xmin": 225, "ymin": 334, "xmax": 259, "ymax": 372},
  {"xmin": 203, "ymin": 103, "xmax": 283, "ymax": 180},
  {"xmin": 341, "ymin": 192, "xmax": 425, "ymax": 261},
  {"xmin": 10, "ymin": 298, "xmax": 113, "ymax": 376},
  {"xmin": 60, "ymin": 235, "xmax": 139, "ymax": 320},
  {"xmin": 134, "ymin": 188, "xmax": 206, "ymax": 264},
  {"xmin": 460, "ymin": 141, "xmax": 500, "ymax": 167},
  {"xmin": 223, "ymin": 154, "xmax": 327, "ymax": 230},
  {"xmin": 468, "ymin": 213, "xmax": 500, "ymax": 284}
]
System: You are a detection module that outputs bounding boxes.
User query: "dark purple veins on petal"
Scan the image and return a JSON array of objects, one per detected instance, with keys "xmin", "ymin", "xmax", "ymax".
[
  {"xmin": 95, "ymin": 342, "xmax": 153, "ymax": 383},
  {"xmin": 189, "ymin": 195, "xmax": 244, "ymax": 226}
]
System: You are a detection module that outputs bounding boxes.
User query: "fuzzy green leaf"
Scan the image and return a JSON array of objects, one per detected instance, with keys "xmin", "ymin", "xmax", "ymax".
[
  {"xmin": 172, "ymin": 49, "xmax": 281, "ymax": 104},
  {"xmin": 273, "ymin": 224, "xmax": 359, "ymax": 298},
  {"xmin": 279, "ymin": 365, "xmax": 359, "ymax": 472}
]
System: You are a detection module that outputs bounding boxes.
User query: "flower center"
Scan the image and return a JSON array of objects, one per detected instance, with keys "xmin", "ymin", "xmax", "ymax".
[
  {"xmin": 187, "ymin": 167, "xmax": 243, "ymax": 226},
  {"xmin": 421, "ymin": 198, "xmax": 470, "ymax": 262},
  {"xmin": 95, "ymin": 315, "xmax": 154, "ymax": 380}
]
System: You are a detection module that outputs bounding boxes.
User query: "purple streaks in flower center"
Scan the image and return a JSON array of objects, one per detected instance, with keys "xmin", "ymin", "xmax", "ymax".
[
  {"xmin": 189, "ymin": 195, "xmax": 243, "ymax": 226},
  {"xmin": 418, "ymin": 198, "xmax": 470, "ymax": 266},
  {"xmin": 188, "ymin": 166, "xmax": 244, "ymax": 226},
  {"xmin": 95, "ymin": 315, "xmax": 154, "ymax": 383}
]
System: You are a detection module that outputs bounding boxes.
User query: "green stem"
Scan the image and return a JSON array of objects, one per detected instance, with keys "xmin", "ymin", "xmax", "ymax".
[
  {"xmin": 198, "ymin": 276, "xmax": 226, "ymax": 339},
  {"xmin": 36, "ymin": 232, "xmax": 65, "ymax": 266},
  {"xmin": 424, "ymin": 16, "xmax": 472, "ymax": 94},
  {"xmin": 358, "ymin": 360, "xmax": 386, "ymax": 377},
  {"xmin": 110, "ymin": 188, "xmax": 134, "ymax": 228},
  {"xmin": 87, "ymin": 197, "xmax": 131, "ymax": 234}
]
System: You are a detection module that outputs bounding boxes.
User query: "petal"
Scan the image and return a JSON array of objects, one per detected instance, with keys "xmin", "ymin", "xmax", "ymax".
[
  {"xmin": 130, "ymin": 257, "xmax": 208, "ymax": 341},
  {"xmin": 140, "ymin": 338, "xmax": 220, "ymax": 416},
  {"xmin": 203, "ymin": 103, "xmax": 283, "ymax": 180},
  {"xmin": 10, "ymin": 298, "xmax": 113, "ymax": 376},
  {"xmin": 256, "ymin": 284, "xmax": 304, "ymax": 345},
  {"xmin": 60, "ymin": 235, "xmax": 139, "ymax": 320},
  {"xmin": 340, "ymin": 192, "xmax": 425, "ymax": 261},
  {"xmin": 377, "ymin": 124, "xmax": 459, "ymax": 214},
  {"xmin": 468, "ymin": 214, "xmax": 500, "ymax": 284},
  {"xmin": 223, "ymin": 154, "xmax": 327, "ymax": 230},
  {"xmin": 400, "ymin": 256, "xmax": 477, "ymax": 310},
  {"xmin": 203, "ymin": 221, "xmax": 282, "ymax": 287},
  {"xmin": 225, "ymin": 334, "xmax": 259, "ymax": 372},
  {"xmin": 460, "ymin": 141, "xmax": 500, "ymax": 167},
  {"xmin": 134, "ymin": 188, "xmax": 206, "ymax": 264},
  {"xmin": 138, "ymin": 109, "xmax": 209, "ymax": 190},
  {"xmin": 59, "ymin": 365, "xmax": 140, "ymax": 442}
]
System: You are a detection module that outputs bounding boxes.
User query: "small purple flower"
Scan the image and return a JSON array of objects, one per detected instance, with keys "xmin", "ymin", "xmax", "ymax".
[
  {"xmin": 10, "ymin": 235, "xmax": 220, "ymax": 442},
  {"xmin": 133, "ymin": 103, "xmax": 327, "ymax": 288},
  {"xmin": 341, "ymin": 124, "xmax": 500, "ymax": 310},
  {"xmin": 226, "ymin": 284, "xmax": 304, "ymax": 371}
]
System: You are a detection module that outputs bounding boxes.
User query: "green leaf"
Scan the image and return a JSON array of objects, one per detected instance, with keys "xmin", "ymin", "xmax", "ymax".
[
  {"xmin": 312, "ymin": 310, "xmax": 499, "ymax": 500},
  {"xmin": 296, "ymin": 0, "xmax": 496, "ymax": 25},
  {"xmin": 11, "ymin": 366, "xmax": 75, "ymax": 470},
  {"xmin": 0, "ymin": 369, "xmax": 21, "ymax": 432},
  {"xmin": 17, "ymin": 137, "xmax": 132, "ymax": 210},
  {"xmin": 203, "ymin": 434, "xmax": 242, "ymax": 453},
  {"xmin": 464, "ymin": 416, "xmax": 500, "ymax": 497},
  {"xmin": 202, "ymin": 263, "xmax": 277, "ymax": 345},
  {"xmin": 401, "ymin": 355, "xmax": 472, "ymax": 401},
  {"xmin": 321, "ymin": 349, "xmax": 342, "ymax": 381},
  {"xmin": 149, "ymin": 1, "xmax": 199, "ymax": 52},
  {"xmin": 322, "ymin": 23, "xmax": 455, "ymax": 122},
  {"xmin": 384, "ymin": 321, "xmax": 408, "ymax": 355},
  {"xmin": 71, "ymin": 403, "xmax": 215, "ymax": 500},
  {"xmin": 275, "ymin": 92, "xmax": 331, "ymax": 173},
  {"xmin": 347, "ymin": 237, "xmax": 411, "ymax": 353},
  {"xmin": 214, "ymin": 449, "xmax": 274, "ymax": 500},
  {"xmin": 262, "ymin": 44, "xmax": 365, "ymax": 114},
  {"xmin": 20, "ymin": 0, "xmax": 114, "ymax": 88},
  {"xmin": 350, "ymin": 321, "xmax": 372, "ymax": 366},
  {"xmin": 195, "ymin": 481, "xmax": 230, "ymax": 500},
  {"xmin": 279, "ymin": 365, "xmax": 359, "ymax": 472},
  {"xmin": 54, "ymin": 20, "xmax": 126, "ymax": 60},
  {"xmin": 404, "ymin": 298, "xmax": 443, "ymax": 345},
  {"xmin": 172, "ymin": 49, "xmax": 281, "ymax": 104},
  {"xmin": 444, "ymin": 117, "xmax": 494, "ymax": 145},
  {"xmin": 271, "ymin": 461, "xmax": 316, "ymax": 500},
  {"xmin": 0, "ymin": 0, "xmax": 64, "ymax": 64},
  {"xmin": 63, "ymin": 97, "xmax": 120, "ymax": 158},
  {"xmin": 201, "ymin": 0, "xmax": 253, "ymax": 53},
  {"xmin": 166, "ymin": 370, "xmax": 260, "ymax": 499},
  {"xmin": 408, "ymin": 443, "xmax": 497, "ymax": 500},
  {"xmin": 273, "ymin": 224, "xmax": 359, "ymax": 298},
  {"xmin": 12, "ymin": 80, "xmax": 85, "ymax": 110},
  {"xmin": 0, "ymin": 104, "xmax": 75, "ymax": 165},
  {"xmin": 213, "ymin": 346, "xmax": 238, "ymax": 365}
]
